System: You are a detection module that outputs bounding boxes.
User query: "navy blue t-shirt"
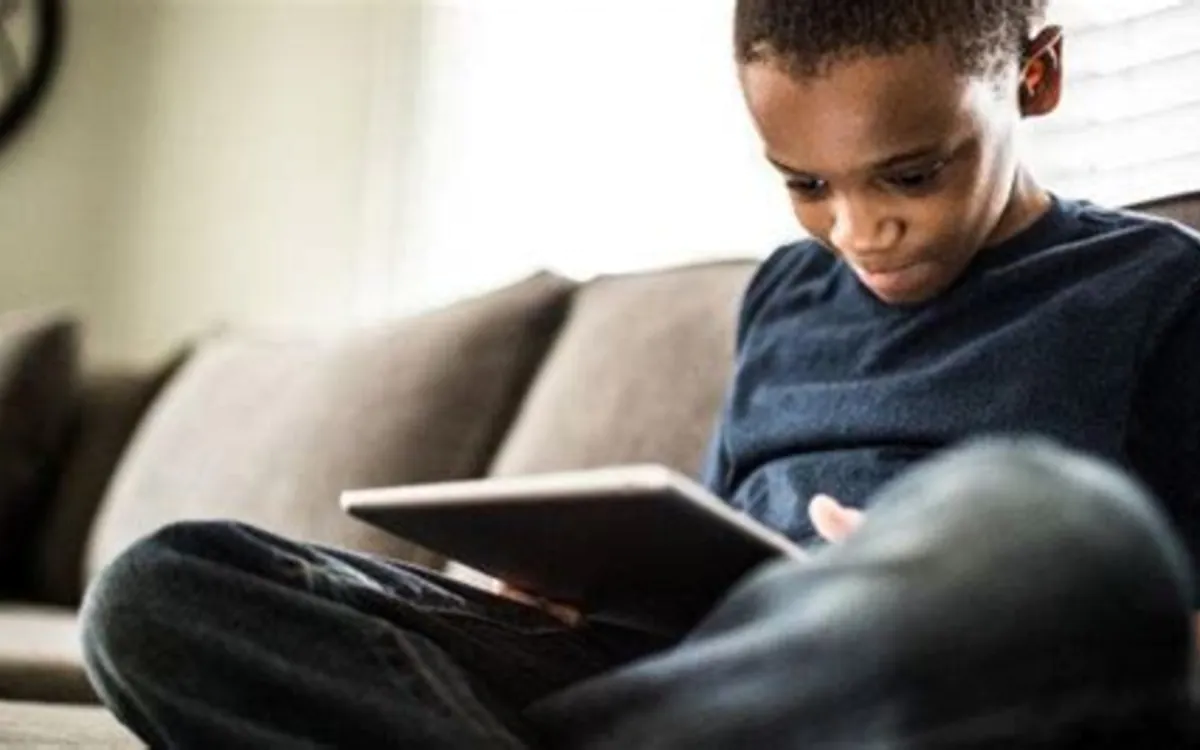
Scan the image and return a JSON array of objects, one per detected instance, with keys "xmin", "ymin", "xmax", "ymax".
[{"xmin": 702, "ymin": 196, "xmax": 1200, "ymax": 573}]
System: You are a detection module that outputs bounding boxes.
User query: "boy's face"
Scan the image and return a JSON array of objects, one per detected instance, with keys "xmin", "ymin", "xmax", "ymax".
[{"xmin": 740, "ymin": 44, "xmax": 1039, "ymax": 305}]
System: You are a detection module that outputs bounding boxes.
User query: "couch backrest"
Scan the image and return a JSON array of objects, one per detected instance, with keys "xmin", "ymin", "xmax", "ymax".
[
  {"xmin": 31, "ymin": 361, "xmax": 182, "ymax": 605},
  {"xmin": 82, "ymin": 273, "xmax": 575, "ymax": 583},
  {"xmin": 1130, "ymin": 190, "xmax": 1200, "ymax": 231},
  {"xmin": 490, "ymin": 260, "xmax": 757, "ymax": 480}
]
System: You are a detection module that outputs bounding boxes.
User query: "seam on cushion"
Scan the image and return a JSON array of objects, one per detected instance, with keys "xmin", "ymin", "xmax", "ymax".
[{"xmin": 482, "ymin": 285, "xmax": 581, "ymax": 477}]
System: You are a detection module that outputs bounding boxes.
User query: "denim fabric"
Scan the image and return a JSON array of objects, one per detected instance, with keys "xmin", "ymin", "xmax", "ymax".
[
  {"xmin": 81, "ymin": 522, "xmax": 670, "ymax": 749},
  {"xmin": 83, "ymin": 439, "xmax": 1196, "ymax": 748}
]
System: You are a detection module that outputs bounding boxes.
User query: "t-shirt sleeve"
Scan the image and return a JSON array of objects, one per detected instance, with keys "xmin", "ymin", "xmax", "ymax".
[
  {"xmin": 699, "ymin": 244, "xmax": 800, "ymax": 500},
  {"xmin": 1127, "ymin": 287, "xmax": 1200, "ymax": 606}
]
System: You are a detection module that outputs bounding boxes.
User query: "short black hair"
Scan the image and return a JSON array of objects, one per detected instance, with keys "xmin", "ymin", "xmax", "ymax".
[{"xmin": 734, "ymin": 0, "xmax": 1049, "ymax": 78}]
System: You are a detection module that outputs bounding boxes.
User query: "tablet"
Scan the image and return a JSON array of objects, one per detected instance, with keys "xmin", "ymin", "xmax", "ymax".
[{"xmin": 341, "ymin": 465, "xmax": 805, "ymax": 633}]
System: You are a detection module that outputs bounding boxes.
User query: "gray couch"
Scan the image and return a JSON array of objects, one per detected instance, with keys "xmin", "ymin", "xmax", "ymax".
[{"xmin": 0, "ymin": 192, "xmax": 1196, "ymax": 746}]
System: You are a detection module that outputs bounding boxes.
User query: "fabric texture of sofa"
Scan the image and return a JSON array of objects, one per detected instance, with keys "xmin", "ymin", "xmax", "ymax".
[{"xmin": 0, "ymin": 192, "xmax": 1195, "ymax": 746}]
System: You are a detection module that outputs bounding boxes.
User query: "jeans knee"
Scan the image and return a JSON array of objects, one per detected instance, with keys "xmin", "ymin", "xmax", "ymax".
[
  {"xmin": 881, "ymin": 437, "xmax": 1143, "ymax": 510},
  {"xmin": 861, "ymin": 436, "xmax": 1194, "ymax": 669},
  {"xmin": 81, "ymin": 520, "xmax": 250, "ymax": 684},
  {"xmin": 875, "ymin": 436, "xmax": 1188, "ymax": 571}
]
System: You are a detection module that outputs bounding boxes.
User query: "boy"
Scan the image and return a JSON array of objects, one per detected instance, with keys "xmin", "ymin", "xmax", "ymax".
[{"xmin": 82, "ymin": 0, "xmax": 1200, "ymax": 747}]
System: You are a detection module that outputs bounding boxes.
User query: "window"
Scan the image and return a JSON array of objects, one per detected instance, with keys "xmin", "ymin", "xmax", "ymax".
[{"xmin": 1025, "ymin": 0, "xmax": 1200, "ymax": 206}]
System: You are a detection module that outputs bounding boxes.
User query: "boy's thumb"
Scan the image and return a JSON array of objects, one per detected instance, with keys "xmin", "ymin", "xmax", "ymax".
[{"xmin": 809, "ymin": 494, "xmax": 863, "ymax": 543}]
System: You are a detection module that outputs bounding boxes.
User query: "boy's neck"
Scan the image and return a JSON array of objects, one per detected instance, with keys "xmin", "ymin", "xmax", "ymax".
[{"xmin": 985, "ymin": 167, "xmax": 1054, "ymax": 249}]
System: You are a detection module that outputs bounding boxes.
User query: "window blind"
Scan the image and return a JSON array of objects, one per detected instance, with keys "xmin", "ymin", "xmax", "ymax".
[{"xmin": 1025, "ymin": 0, "xmax": 1200, "ymax": 206}]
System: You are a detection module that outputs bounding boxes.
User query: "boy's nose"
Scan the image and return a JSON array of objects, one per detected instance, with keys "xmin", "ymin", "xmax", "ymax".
[{"xmin": 829, "ymin": 204, "xmax": 898, "ymax": 258}]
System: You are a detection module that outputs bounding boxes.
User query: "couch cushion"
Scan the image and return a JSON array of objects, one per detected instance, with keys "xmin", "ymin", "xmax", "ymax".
[
  {"xmin": 0, "ymin": 310, "xmax": 80, "ymax": 596},
  {"xmin": 85, "ymin": 273, "xmax": 576, "ymax": 579},
  {"xmin": 1130, "ymin": 190, "xmax": 1200, "ymax": 232},
  {"xmin": 31, "ymin": 351, "xmax": 188, "ymax": 606},
  {"xmin": 490, "ymin": 261, "xmax": 756, "ymax": 479},
  {"xmin": 0, "ymin": 605, "xmax": 93, "ymax": 704},
  {"xmin": 0, "ymin": 701, "xmax": 138, "ymax": 747}
]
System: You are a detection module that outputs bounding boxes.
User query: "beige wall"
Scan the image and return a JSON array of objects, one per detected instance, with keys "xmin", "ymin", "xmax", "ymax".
[
  {"xmin": 379, "ymin": 0, "xmax": 794, "ymax": 316},
  {"xmin": 0, "ymin": 0, "xmax": 127, "ymax": 348},
  {"xmin": 0, "ymin": 0, "xmax": 424, "ymax": 366},
  {"xmin": 0, "ymin": 0, "xmax": 782, "ymax": 366}
]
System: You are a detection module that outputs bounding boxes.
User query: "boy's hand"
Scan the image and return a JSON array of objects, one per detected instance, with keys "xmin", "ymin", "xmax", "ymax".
[
  {"xmin": 496, "ymin": 583, "xmax": 584, "ymax": 627},
  {"xmin": 809, "ymin": 494, "xmax": 864, "ymax": 543}
]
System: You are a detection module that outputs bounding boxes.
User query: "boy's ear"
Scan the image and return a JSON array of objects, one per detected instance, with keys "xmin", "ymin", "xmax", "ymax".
[{"xmin": 1020, "ymin": 25, "xmax": 1064, "ymax": 118}]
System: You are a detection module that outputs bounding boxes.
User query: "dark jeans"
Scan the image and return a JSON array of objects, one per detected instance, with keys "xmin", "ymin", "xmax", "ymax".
[{"xmin": 81, "ymin": 439, "xmax": 1197, "ymax": 749}]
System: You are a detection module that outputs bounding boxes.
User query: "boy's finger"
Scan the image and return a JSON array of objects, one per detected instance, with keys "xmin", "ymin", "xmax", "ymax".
[
  {"xmin": 497, "ymin": 583, "xmax": 539, "ymax": 606},
  {"xmin": 498, "ymin": 583, "xmax": 584, "ymax": 627},
  {"xmin": 543, "ymin": 602, "xmax": 585, "ymax": 628},
  {"xmin": 809, "ymin": 494, "xmax": 864, "ymax": 543}
]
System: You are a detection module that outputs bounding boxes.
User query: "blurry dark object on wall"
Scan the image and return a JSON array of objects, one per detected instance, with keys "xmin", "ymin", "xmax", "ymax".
[{"xmin": 0, "ymin": 0, "xmax": 61, "ymax": 152}]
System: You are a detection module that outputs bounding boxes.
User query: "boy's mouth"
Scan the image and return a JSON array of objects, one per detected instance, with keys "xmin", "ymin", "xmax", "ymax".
[
  {"xmin": 853, "ymin": 256, "xmax": 924, "ymax": 279},
  {"xmin": 856, "ymin": 259, "xmax": 918, "ymax": 275},
  {"xmin": 851, "ymin": 259, "xmax": 943, "ymax": 303}
]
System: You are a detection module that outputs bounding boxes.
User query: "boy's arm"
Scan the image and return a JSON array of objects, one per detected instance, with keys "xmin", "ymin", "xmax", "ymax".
[
  {"xmin": 1109, "ymin": 289, "xmax": 1200, "ymax": 641},
  {"xmin": 700, "ymin": 244, "xmax": 806, "ymax": 501}
]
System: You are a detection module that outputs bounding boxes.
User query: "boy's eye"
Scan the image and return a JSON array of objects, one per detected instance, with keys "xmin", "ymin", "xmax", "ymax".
[
  {"xmin": 786, "ymin": 176, "xmax": 828, "ymax": 199},
  {"xmin": 884, "ymin": 161, "xmax": 948, "ymax": 191}
]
